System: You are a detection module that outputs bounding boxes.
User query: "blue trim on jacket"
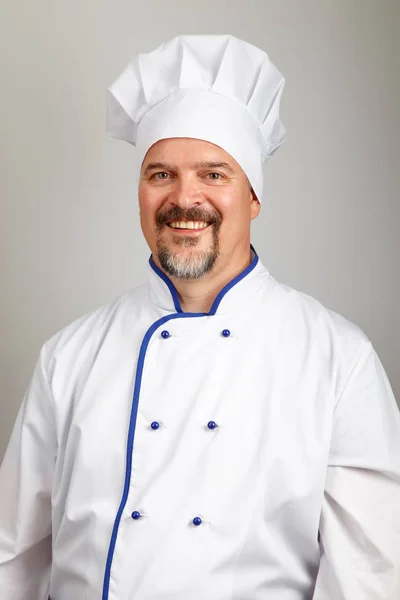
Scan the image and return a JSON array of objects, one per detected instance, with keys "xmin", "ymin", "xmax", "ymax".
[{"xmin": 102, "ymin": 312, "xmax": 206, "ymax": 599}]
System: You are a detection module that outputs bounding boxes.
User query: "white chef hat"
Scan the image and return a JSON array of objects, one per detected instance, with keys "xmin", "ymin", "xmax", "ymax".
[{"xmin": 106, "ymin": 34, "xmax": 286, "ymax": 202}]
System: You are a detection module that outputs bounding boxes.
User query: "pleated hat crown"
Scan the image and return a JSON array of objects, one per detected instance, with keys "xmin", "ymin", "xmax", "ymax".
[{"xmin": 106, "ymin": 34, "xmax": 286, "ymax": 201}]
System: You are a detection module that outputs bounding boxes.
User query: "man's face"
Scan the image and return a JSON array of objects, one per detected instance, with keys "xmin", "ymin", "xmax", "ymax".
[{"xmin": 138, "ymin": 138, "xmax": 260, "ymax": 280}]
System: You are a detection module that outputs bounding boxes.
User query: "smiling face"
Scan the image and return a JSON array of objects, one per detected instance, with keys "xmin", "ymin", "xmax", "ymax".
[{"xmin": 138, "ymin": 138, "xmax": 260, "ymax": 280}]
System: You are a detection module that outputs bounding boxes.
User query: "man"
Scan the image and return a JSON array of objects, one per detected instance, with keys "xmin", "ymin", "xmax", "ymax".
[{"xmin": 0, "ymin": 34, "xmax": 399, "ymax": 600}]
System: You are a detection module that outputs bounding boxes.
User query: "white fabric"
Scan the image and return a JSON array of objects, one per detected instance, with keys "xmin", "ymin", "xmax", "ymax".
[
  {"xmin": 106, "ymin": 35, "xmax": 287, "ymax": 201},
  {"xmin": 1, "ymin": 253, "xmax": 400, "ymax": 599}
]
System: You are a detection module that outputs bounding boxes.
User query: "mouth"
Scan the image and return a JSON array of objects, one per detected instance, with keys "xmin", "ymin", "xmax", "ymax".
[{"xmin": 166, "ymin": 220, "xmax": 212, "ymax": 232}]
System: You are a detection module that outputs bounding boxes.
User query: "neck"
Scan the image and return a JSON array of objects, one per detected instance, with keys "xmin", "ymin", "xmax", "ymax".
[{"xmin": 166, "ymin": 248, "xmax": 253, "ymax": 313}]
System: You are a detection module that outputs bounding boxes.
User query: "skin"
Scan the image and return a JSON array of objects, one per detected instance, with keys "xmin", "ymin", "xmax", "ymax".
[{"xmin": 138, "ymin": 137, "xmax": 261, "ymax": 313}]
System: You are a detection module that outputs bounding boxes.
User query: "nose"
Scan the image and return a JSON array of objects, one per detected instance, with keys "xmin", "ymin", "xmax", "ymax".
[{"xmin": 168, "ymin": 175, "xmax": 203, "ymax": 208}]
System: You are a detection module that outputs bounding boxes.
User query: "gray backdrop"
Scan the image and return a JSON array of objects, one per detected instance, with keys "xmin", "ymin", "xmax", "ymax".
[{"xmin": 1, "ymin": 0, "xmax": 399, "ymax": 459}]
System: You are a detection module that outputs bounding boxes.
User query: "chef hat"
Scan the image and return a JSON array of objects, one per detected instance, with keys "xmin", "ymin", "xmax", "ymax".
[{"xmin": 106, "ymin": 34, "xmax": 286, "ymax": 202}]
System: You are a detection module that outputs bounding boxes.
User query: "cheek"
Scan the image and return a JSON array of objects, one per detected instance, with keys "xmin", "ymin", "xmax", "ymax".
[
  {"xmin": 138, "ymin": 188, "xmax": 162, "ymax": 228},
  {"xmin": 138, "ymin": 200, "xmax": 158, "ymax": 250},
  {"xmin": 214, "ymin": 189, "xmax": 252, "ymax": 226}
]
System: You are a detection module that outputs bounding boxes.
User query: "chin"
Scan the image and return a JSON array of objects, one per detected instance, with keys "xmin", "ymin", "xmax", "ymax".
[{"xmin": 157, "ymin": 245, "xmax": 219, "ymax": 280}]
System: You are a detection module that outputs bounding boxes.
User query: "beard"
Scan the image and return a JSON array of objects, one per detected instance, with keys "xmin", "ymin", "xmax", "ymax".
[{"xmin": 155, "ymin": 205, "xmax": 222, "ymax": 280}]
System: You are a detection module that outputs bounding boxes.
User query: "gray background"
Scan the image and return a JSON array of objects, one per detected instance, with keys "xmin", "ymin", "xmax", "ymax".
[{"xmin": 1, "ymin": 0, "xmax": 399, "ymax": 459}]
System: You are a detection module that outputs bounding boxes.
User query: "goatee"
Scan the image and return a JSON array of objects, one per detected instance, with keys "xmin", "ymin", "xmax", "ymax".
[{"xmin": 155, "ymin": 206, "xmax": 222, "ymax": 280}]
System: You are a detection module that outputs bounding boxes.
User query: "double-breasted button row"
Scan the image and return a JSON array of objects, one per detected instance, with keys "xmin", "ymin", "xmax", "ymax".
[
  {"xmin": 148, "ymin": 420, "xmax": 219, "ymax": 430},
  {"xmin": 131, "ymin": 511, "xmax": 205, "ymax": 526},
  {"xmin": 160, "ymin": 329, "xmax": 231, "ymax": 339},
  {"xmin": 135, "ymin": 324, "xmax": 229, "ymax": 529}
]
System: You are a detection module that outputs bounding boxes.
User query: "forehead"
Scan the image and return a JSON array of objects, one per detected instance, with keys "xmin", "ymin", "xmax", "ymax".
[{"xmin": 141, "ymin": 137, "xmax": 240, "ymax": 170}]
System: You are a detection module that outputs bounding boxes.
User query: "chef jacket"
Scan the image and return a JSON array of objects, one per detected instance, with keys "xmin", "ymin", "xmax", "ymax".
[{"xmin": 1, "ymin": 249, "xmax": 400, "ymax": 600}]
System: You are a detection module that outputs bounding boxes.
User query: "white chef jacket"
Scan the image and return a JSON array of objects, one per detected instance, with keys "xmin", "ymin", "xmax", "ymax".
[{"xmin": 1, "ymin": 249, "xmax": 400, "ymax": 600}]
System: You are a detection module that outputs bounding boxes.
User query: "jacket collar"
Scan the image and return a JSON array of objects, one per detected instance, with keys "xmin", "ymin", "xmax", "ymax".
[{"xmin": 147, "ymin": 246, "xmax": 270, "ymax": 315}]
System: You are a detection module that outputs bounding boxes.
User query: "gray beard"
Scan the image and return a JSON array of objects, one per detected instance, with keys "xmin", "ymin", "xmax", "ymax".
[{"xmin": 156, "ymin": 225, "xmax": 220, "ymax": 280}]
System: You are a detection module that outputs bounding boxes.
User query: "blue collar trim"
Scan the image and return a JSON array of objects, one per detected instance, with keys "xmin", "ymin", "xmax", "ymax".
[
  {"xmin": 149, "ymin": 257, "xmax": 183, "ymax": 313},
  {"xmin": 149, "ymin": 245, "xmax": 259, "ymax": 315}
]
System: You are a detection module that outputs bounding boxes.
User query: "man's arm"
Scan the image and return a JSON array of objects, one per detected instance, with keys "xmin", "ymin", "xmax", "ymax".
[
  {"xmin": 0, "ymin": 344, "xmax": 56, "ymax": 599},
  {"xmin": 313, "ymin": 339, "xmax": 400, "ymax": 599}
]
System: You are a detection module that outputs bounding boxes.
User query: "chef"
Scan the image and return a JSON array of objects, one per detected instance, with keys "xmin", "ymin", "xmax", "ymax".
[{"xmin": 0, "ymin": 34, "xmax": 400, "ymax": 600}]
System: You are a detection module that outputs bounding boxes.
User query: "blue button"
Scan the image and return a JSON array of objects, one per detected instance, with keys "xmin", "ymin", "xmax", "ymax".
[
  {"xmin": 207, "ymin": 421, "xmax": 218, "ymax": 430},
  {"xmin": 192, "ymin": 516, "xmax": 202, "ymax": 526},
  {"xmin": 131, "ymin": 511, "xmax": 141, "ymax": 520},
  {"xmin": 151, "ymin": 421, "xmax": 160, "ymax": 430},
  {"xmin": 161, "ymin": 330, "xmax": 170, "ymax": 339},
  {"xmin": 222, "ymin": 329, "xmax": 231, "ymax": 338}
]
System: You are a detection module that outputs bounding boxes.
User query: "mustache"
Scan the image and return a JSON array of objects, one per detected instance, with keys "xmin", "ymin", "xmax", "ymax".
[{"xmin": 156, "ymin": 206, "xmax": 222, "ymax": 229}]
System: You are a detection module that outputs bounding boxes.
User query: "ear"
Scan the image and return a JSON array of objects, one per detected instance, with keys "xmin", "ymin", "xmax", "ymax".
[{"xmin": 250, "ymin": 188, "xmax": 261, "ymax": 220}]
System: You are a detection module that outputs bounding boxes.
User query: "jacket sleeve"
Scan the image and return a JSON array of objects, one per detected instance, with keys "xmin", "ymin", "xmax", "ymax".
[
  {"xmin": 313, "ymin": 339, "xmax": 400, "ymax": 599},
  {"xmin": 0, "ymin": 344, "xmax": 56, "ymax": 600}
]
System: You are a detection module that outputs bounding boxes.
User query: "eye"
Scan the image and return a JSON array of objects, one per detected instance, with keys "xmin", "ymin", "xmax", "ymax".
[
  {"xmin": 151, "ymin": 172, "xmax": 170, "ymax": 180},
  {"xmin": 207, "ymin": 172, "xmax": 223, "ymax": 180}
]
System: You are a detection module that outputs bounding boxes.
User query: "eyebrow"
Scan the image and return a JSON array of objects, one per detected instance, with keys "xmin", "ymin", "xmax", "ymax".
[
  {"xmin": 143, "ymin": 160, "xmax": 236, "ymax": 175},
  {"xmin": 143, "ymin": 162, "xmax": 172, "ymax": 174},
  {"xmin": 194, "ymin": 161, "xmax": 235, "ymax": 174}
]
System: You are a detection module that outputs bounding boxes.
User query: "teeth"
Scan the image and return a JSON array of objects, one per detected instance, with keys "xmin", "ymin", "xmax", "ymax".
[{"xmin": 169, "ymin": 221, "xmax": 209, "ymax": 229}]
